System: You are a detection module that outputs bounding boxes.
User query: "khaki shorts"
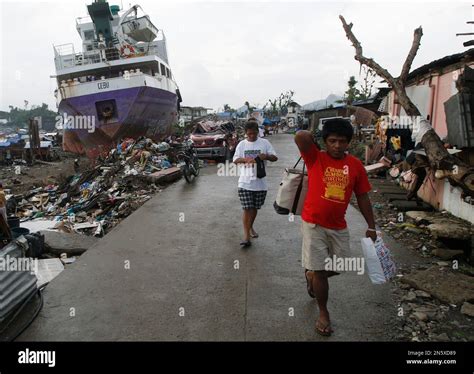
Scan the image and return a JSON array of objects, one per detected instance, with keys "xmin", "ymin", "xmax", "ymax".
[{"xmin": 301, "ymin": 220, "xmax": 351, "ymax": 271}]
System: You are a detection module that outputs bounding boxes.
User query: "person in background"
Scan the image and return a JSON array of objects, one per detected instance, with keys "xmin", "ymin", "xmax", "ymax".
[
  {"xmin": 233, "ymin": 120, "xmax": 278, "ymax": 247},
  {"xmin": 6, "ymin": 150, "xmax": 12, "ymax": 166},
  {"xmin": 0, "ymin": 183, "xmax": 8, "ymax": 223}
]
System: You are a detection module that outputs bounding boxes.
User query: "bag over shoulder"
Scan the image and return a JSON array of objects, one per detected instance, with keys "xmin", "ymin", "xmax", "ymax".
[{"xmin": 274, "ymin": 157, "xmax": 308, "ymax": 215}]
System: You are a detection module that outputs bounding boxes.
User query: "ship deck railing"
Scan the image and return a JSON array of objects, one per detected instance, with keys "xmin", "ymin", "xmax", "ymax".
[{"xmin": 54, "ymin": 43, "xmax": 157, "ymax": 70}]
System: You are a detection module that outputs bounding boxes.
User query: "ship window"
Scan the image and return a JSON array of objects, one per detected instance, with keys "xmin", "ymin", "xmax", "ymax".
[
  {"xmin": 160, "ymin": 63, "xmax": 166, "ymax": 76},
  {"xmin": 96, "ymin": 100, "xmax": 118, "ymax": 122},
  {"xmin": 84, "ymin": 30, "xmax": 95, "ymax": 40},
  {"xmin": 166, "ymin": 68, "xmax": 170, "ymax": 78}
]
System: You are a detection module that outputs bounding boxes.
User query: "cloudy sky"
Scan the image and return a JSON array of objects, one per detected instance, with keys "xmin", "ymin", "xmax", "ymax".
[{"xmin": 0, "ymin": 0, "xmax": 472, "ymax": 112}]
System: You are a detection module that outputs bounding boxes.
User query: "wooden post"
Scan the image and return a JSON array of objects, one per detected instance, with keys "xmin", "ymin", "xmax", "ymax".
[
  {"xmin": 0, "ymin": 212, "xmax": 12, "ymax": 240},
  {"xmin": 28, "ymin": 118, "xmax": 34, "ymax": 165}
]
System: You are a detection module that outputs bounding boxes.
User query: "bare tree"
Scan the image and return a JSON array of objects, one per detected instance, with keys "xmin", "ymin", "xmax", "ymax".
[
  {"xmin": 267, "ymin": 91, "xmax": 295, "ymax": 117},
  {"xmin": 340, "ymin": 15, "xmax": 422, "ymax": 116},
  {"xmin": 340, "ymin": 15, "xmax": 474, "ymax": 196},
  {"xmin": 359, "ymin": 66, "xmax": 376, "ymax": 100}
]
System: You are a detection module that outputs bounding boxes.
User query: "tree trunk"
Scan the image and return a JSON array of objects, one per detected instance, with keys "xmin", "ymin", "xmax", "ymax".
[
  {"xmin": 421, "ymin": 129, "xmax": 474, "ymax": 194},
  {"xmin": 340, "ymin": 15, "xmax": 474, "ymax": 197}
]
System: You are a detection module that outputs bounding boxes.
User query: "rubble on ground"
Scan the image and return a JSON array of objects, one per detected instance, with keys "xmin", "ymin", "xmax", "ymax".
[
  {"xmin": 400, "ymin": 265, "xmax": 474, "ymax": 305},
  {"xmin": 355, "ymin": 177, "xmax": 473, "ymax": 263},
  {"xmin": 392, "ymin": 264, "xmax": 474, "ymax": 342},
  {"xmin": 2, "ymin": 137, "xmax": 183, "ymax": 245},
  {"xmin": 461, "ymin": 302, "xmax": 474, "ymax": 317},
  {"xmin": 40, "ymin": 230, "xmax": 100, "ymax": 256},
  {"xmin": 351, "ymin": 174, "xmax": 474, "ymax": 342}
]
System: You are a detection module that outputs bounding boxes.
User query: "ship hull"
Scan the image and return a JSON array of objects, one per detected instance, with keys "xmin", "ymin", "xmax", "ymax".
[{"xmin": 59, "ymin": 86, "xmax": 178, "ymax": 158}]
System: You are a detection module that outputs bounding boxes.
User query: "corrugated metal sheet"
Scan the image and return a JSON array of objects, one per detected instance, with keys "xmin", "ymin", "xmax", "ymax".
[{"xmin": 0, "ymin": 240, "xmax": 38, "ymax": 322}]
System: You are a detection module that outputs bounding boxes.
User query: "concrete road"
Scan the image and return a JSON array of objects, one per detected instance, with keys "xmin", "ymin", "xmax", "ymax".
[{"xmin": 19, "ymin": 134, "xmax": 398, "ymax": 341}]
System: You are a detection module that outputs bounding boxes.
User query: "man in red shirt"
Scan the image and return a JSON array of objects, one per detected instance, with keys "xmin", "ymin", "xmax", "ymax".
[{"xmin": 295, "ymin": 118, "xmax": 376, "ymax": 336}]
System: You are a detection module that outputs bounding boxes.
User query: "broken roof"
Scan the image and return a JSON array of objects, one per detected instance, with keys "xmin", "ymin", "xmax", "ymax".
[
  {"xmin": 405, "ymin": 48, "xmax": 474, "ymax": 81},
  {"xmin": 351, "ymin": 87, "xmax": 391, "ymax": 106},
  {"xmin": 181, "ymin": 106, "xmax": 212, "ymax": 110}
]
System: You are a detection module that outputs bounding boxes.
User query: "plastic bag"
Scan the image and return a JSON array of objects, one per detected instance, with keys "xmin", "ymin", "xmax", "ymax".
[{"xmin": 360, "ymin": 236, "xmax": 397, "ymax": 284}]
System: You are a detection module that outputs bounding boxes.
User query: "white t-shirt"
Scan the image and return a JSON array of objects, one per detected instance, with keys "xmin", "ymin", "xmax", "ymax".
[{"xmin": 233, "ymin": 138, "xmax": 277, "ymax": 191}]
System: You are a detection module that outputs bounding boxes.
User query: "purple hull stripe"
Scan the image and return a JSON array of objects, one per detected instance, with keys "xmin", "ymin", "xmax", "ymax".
[{"xmin": 59, "ymin": 86, "xmax": 178, "ymax": 151}]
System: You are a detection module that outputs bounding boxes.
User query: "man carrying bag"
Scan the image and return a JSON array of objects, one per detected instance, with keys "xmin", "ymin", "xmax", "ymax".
[{"xmin": 294, "ymin": 118, "xmax": 376, "ymax": 336}]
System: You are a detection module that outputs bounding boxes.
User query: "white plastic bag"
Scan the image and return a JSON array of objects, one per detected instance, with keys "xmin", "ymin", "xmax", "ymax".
[{"xmin": 361, "ymin": 236, "xmax": 397, "ymax": 284}]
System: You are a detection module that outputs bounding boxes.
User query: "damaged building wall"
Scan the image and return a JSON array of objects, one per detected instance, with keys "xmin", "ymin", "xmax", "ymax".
[
  {"xmin": 401, "ymin": 172, "xmax": 474, "ymax": 224},
  {"xmin": 387, "ymin": 61, "xmax": 474, "ymax": 223},
  {"xmin": 402, "ymin": 84, "xmax": 431, "ymax": 126},
  {"xmin": 388, "ymin": 64, "xmax": 474, "ymax": 137}
]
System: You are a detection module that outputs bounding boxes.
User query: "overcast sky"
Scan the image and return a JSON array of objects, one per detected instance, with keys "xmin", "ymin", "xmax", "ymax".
[{"xmin": 0, "ymin": 0, "xmax": 472, "ymax": 112}]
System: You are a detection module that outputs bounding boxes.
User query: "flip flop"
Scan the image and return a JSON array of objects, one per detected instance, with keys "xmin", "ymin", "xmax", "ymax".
[
  {"xmin": 305, "ymin": 270, "xmax": 316, "ymax": 298},
  {"xmin": 250, "ymin": 232, "xmax": 259, "ymax": 238},
  {"xmin": 315, "ymin": 321, "xmax": 333, "ymax": 337},
  {"xmin": 240, "ymin": 240, "xmax": 251, "ymax": 247}
]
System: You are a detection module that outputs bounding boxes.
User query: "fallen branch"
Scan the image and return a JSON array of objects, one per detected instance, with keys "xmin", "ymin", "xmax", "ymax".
[
  {"xmin": 339, "ymin": 15, "xmax": 421, "ymax": 116},
  {"xmin": 339, "ymin": 15, "xmax": 474, "ymax": 196},
  {"xmin": 400, "ymin": 27, "xmax": 423, "ymax": 84}
]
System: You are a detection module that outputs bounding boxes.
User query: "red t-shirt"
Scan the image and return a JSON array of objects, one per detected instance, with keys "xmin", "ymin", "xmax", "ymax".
[{"xmin": 300, "ymin": 143, "xmax": 371, "ymax": 229}]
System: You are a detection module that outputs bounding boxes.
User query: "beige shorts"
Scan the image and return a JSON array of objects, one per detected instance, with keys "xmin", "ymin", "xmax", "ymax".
[{"xmin": 301, "ymin": 220, "xmax": 351, "ymax": 271}]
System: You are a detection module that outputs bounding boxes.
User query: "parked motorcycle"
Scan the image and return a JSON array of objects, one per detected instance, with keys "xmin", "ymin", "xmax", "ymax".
[{"xmin": 176, "ymin": 139, "xmax": 200, "ymax": 183}]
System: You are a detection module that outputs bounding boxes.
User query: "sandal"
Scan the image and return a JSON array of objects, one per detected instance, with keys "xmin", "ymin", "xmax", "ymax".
[
  {"xmin": 305, "ymin": 270, "xmax": 316, "ymax": 298},
  {"xmin": 250, "ymin": 232, "xmax": 259, "ymax": 238},
  {"xmin": 240, "ymin": 240, "xmax": 251, "ymax": 247},
  {"xmin": 315, "ymin": 320, "xmax": 333, "ymax": 337}
]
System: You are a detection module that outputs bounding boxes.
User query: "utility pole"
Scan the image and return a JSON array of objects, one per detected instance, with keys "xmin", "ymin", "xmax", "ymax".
[{"xmin": 455, "ymin": 5, "xmax": 474, "ymax": 47}]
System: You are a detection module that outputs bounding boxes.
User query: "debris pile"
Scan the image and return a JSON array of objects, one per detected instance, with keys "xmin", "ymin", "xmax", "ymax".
[
  {"xmin": 355, "ymin": 178, "xmax": 472, "ymax": 263},
  {"xmin": 4, "ymin": 137, "xmax": 182, "ymax": 238},
  {"xmin": 352, "ymin": 176, "xmax": 474, "ymax": 342},
  {"xmin": 393, "ymin": 264, "xmax": 474, "ymax": 342}
]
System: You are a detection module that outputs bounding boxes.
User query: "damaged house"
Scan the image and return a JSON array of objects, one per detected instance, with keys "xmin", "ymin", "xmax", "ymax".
[
  {"xmin": 304, "ymin": 89, "xmax": 390, "ymax": 133},
  {"xmin": 180, "ymin": 106, "xmax": 212, "ymax": 124},
  {"xmin": 384, "ymin": 48, "xmax": 474, "ymax": 223}
]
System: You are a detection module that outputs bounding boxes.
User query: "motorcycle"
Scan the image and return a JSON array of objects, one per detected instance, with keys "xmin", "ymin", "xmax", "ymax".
[{"xmin": 176, "ymin": 138, "xmax": 200, "ymax": 183}]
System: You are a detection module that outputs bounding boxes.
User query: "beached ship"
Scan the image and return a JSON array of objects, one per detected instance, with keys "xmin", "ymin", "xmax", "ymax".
[{"xmin": 53, "ymin": 0, "xmax": 181, "ymax": 157}]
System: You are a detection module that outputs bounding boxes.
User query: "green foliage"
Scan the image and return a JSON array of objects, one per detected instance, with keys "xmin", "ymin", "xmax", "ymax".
[
  {"xmin": 339, "ymin": 68, "xmax": 377, "ymax": 104},
  {"xmin": 6, "ymin": 103, "xmax": 57, "ymax": 128},
  {"xmin": 223, "ymin": 104, "xmax": 236, "ymax": 113},
  {"xmin": 244, "ymin": 101, "xmax": 256, "ymax": 113},
  {"xmin": 349, "ymin": 140, "xmax": 366, "ymax": 162},
  {"xmin": 358, "ymin": 66, "xmax": 376, "ymax": 100},
  {"xmin": 264, "ymin": 90, "xmax": 295, "ymax": 117},
  {"xmin": 343, "ymin": 76, "xmax": 360, "ymax": 105}
]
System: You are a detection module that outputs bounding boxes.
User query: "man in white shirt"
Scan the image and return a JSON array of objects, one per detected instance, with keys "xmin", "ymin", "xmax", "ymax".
[{"xmin": 233, "ymin": 120, "xmax": 278, "ymax": 247}]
